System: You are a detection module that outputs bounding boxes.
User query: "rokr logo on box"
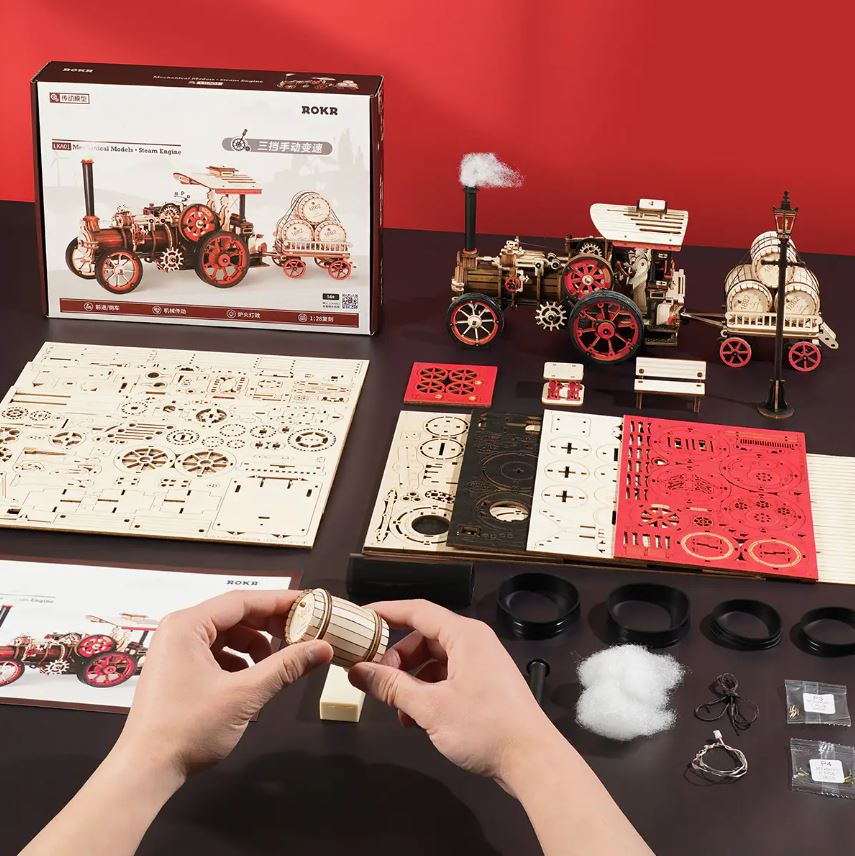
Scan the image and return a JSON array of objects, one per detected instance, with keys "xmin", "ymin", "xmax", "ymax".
[{"xmin": 302, "ymin": 105, "xmax": 338, "ymax": 115}]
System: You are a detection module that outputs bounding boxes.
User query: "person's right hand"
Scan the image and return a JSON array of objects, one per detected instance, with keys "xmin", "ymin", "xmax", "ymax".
[{"xmin": 348, "ymin": 600, "xmax": 559, "ymax": 786}]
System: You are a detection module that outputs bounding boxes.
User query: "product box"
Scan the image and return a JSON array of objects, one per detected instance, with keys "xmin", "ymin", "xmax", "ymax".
[{"xmin": 31, "ymin": 62, "xmax": 383, "ymax": 334}]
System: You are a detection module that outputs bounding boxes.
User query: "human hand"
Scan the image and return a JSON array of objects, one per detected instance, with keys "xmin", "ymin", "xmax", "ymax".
[
  {"xmin": 348, "ymin": 600, "xmax": 559, "ymax": 787},
  {"xmin": 115, "ymin": 589, "xmax": 333, "ymax": 783}
]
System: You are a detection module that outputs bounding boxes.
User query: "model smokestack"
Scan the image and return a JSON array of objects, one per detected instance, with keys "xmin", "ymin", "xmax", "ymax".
[
  {"xmin": 464, "ymin": 186, "xmax": 478, "ymax": 252},
  {"xmin": 81, "ymin": 159, "xmax": 95, "ymax": 217},
  {"xmin": 0, "ymin": 604, "xmax": 12, "ymax": 630},
  {"xmin": 458, "ymin": 153, "xmax": 522, "ymax": 253}
]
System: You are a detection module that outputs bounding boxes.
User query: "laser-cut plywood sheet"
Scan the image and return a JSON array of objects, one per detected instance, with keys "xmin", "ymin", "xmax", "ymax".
[
  {"xmin": 364, "ymin": 410, "xmax": 470, "ymax": 555},
  {"xmin": 0, "ymin": 343, "xmax": 367, "ymax": 547},
  {"xmin": 403, "ymin": 363, "xmax": 497, "ymax": 408},
  {"xmin": 527, "ymin": 411, "xmax": 622, "ymax": 560},
  {"xmin": 614, "ymin": 416, "xmax": 818, "ymax": 581},
  {"xmin": 447, "ymin": 412, "xmax": 541, "ymax": 555},
  {"xmin": 807, "ymin": 453, "xmax": 855, "ymax": 585}
]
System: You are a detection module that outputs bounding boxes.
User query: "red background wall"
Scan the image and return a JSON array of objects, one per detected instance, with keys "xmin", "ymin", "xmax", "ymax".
[{"xmin": 1, "ymin": 1, "xmax": 851, "ymax": 253}]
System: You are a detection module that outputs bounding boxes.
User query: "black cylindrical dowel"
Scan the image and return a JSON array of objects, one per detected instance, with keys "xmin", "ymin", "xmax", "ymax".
[
  {"xmin": 82, "ymin": 159, "xmax": 95, "ymax": 217},
  {"xmin": 526, "ymin": 658, "xmax": 550, "ymax": 707},
  {"xmin": 464, "ymin": 186, "xmax": 478, "ymax": 252}
]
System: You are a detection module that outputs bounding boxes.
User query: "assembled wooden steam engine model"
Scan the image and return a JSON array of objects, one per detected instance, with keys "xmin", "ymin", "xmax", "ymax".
[
  {"xmin": 683, "ymin": 231, "xmax": 838, "ymax": 372},
  {"xmin": 65, "ymin": 160, "xmax": 352, "ymax": 295},
  {"xmin": 0, "ymin": 604, "xmax": 154, "ymax": 689},
  {"xmin": 447, "ymin": 185, "xmax": 689, "ymax": 364}
]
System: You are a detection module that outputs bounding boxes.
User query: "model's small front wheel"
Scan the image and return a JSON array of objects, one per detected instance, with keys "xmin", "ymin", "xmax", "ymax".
[
  {"xmin": 569, "ymin": 289, "xmax": 643, "ymax": 363},
  {"xmin": 327, "ymin": 259, "xmax": 352, "ymax": 280},
  {"xmin": 195, "ymin": 230, "xmax": 249, "ymax": 288},
  {"xmin": 65, "ymin": 239, "xmax": 96, "ymax": 279},
  {"xmin": 788, "ymin": 341, "xmax": 822, "ymax": 372},
  {"xmin": 96, "ymin": 250, "xmax": 143, "ymax": 294},
  {"xmin": 446, "ymin": 292, "xmax": 504, "ymax": 347},
  {"xmin": 719, "ymin": 336, "xmax": 752, "ymax": 368},
  {"xmin": 0, "ymin": 659, "xmax": 24, "ymax": 687}
]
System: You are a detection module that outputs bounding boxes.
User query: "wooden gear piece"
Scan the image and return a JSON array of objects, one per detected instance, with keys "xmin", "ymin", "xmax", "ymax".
[
  {"xmin": 285, "ymin": 588, "xmax": 389, "ymax": 669},
  {"xmin": 403, "ymin": 362, "xmax": 497, "ymax": 407},
  {"xmin": 613, "ymin": 416, "xmax": 818, "ymax": 581}
]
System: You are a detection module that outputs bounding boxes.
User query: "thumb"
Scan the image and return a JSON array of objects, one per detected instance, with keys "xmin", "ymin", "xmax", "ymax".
[
  {"xmin": 349, "ymin": 661, "xmax": 426, "ymax": 719},
  {"xmin": 243, "ymin": 640, "xmax": 333, "ymax": 703}
]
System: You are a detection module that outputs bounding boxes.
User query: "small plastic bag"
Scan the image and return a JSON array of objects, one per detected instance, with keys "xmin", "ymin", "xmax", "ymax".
[
  {"xmin": 785, "ymin": 680, "xmax": 850, "ymax": 726},
  {"xmin": 790, "ymin": 739, "xmax": 855, "ymax": 799}
]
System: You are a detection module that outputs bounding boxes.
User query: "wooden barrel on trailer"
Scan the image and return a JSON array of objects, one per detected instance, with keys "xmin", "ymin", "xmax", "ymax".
[
  {"xmin": 296, "ymin": 192, "xmax": 332, "ymax": 224},
  {"xmin": 776, "ymin": 265, "xmax": 821, "ymax": 316},
  {"xmin": 724, "ymin": 264, "xmax": 773, "ymax": 313},
  {"xmin": 315, "ymin": 220, "xmax": 347, "ymax": 242},
  {"xmin": 275, "ymin": 216, "xmax": 314, "ymax": 244},
  {"xmin": 750, "ymin": 231, "xmax": 798, "ymax": 288}
]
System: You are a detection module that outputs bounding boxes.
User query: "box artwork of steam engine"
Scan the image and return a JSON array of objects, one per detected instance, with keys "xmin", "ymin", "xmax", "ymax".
[{"xmin": 31, "ymin": 61, "xmax": 383, "ymax": 334}]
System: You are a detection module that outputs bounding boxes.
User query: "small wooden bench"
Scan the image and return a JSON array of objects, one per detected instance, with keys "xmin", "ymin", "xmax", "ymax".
[{"xmin": 634, "ymin": 357, "xmax": 706, "ymax": 413}]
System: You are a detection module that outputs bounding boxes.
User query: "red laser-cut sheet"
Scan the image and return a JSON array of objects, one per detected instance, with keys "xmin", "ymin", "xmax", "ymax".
[
  {"xmin": 614, "ymin": 416, "xmax": 818, "ymax": 581},
  {"xmin": 404, "ymin": 363, "xmax": 497, "ymax": 407}
]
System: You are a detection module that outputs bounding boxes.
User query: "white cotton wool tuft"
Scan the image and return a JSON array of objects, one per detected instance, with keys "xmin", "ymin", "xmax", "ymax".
[
  {"xmin": 575, "ymin": 645, "xmax": 684, "ymax": 741},
  {"xmin": 459, "ymin": 153, "xmax": 523, "ymax": 189}
]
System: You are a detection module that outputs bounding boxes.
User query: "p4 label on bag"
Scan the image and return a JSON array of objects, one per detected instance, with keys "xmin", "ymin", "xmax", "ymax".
[{"xmin": 809, "ymin": 758, "xmax": 845, "ymax": 784}]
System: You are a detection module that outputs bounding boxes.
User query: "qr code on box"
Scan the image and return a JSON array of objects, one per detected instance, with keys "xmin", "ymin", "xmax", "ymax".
[{"xmin": 342, "ymin": 293, "xmax": 359, "ymax": 310}]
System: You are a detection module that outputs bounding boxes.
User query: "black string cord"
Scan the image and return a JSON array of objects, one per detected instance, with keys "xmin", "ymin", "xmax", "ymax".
[{"xmin": 694, "ymin": 673, "xmax": 758, "ymax": 732}]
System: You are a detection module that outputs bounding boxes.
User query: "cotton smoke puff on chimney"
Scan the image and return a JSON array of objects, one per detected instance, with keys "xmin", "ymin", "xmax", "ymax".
[
  {"xmin": 459, "ymin": 153, "xmax": 522, "ymax": 253},
  {"xmin": 459, "ymin": 153, "xmax": 522, "ymax": 189}
]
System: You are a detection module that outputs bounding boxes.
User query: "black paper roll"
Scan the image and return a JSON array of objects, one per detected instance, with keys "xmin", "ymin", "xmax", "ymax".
[{"xmin": 346, "ymin": 553, "xmax": 475, "ymax": 609}]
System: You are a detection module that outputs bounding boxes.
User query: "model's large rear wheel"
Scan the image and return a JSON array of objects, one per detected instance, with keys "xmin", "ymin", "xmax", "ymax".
[
  {"xmin": 79, "ymin": 652, "xmax": 136, "ymax": 688},
  {"xmin": 569, "ymin": 289, "xmax": 643, "ymax": 363},
  {"xmin": 195, "ymin": 230, "xmax": 249, "ymax": 288},
  {"xmin": 446, "ymin": 292, "xmax": 504, "ymax": 347}
]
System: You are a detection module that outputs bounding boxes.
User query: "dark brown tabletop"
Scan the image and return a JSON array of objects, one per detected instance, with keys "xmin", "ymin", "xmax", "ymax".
[{"xmin": 1, "ymin": 200, "xmax": 853, "ymax": 855}]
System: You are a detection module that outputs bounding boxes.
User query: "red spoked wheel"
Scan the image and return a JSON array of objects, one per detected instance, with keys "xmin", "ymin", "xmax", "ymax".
[
  {"xmin": 719, "ymin": 336, "xmax": 752, "ymax": 368},
  {"xmin": 446, "ymin": 380, "xmax": 476, "ymax": 396},
  {"xmin": 65, "ymin": 239, "xmax": 96, "ymax": 279},
  {"xmin": 76, "ymin": 635, "xmax": 115, "ymax": 658},
  {"xmin": 95, "ymin": 250, "xmax": 143, "ymax": 294},
  {"xmin": 179, "ymin": 204, "xmax": 219, "ymax": 243},
  {"xmin": 327, "ymin": 259, "xmax": 352, "ymax": 280},
  {"xmin": 415, "ymin": 380, "xmax": 444, "ymax": 395},
  {"xmin": 562, "ymin": 254, "xmax": 613, "ymax": 302},
  {"xmin": 788, "ymin": 341, "xmax": 822, "ymax": 372},
  {"xmin": 568, "ymin": 290, "xmax": 643, "ymax": 363},
  {"xmin": 79, "ymin": 652, "xmax": 136, "ymax": 688},
  {"xmin": 504, "ymin": 276, "xmax": 522, "ymax": 294},
  {"xmin": 446, "ymin": 292, "xmax": 504, "ymax": 348},
  {"xmin": 0, "ymin": 659, "xmax": 24, "ymax": 687},
  {"xmin": 195, "ymin": 230, "xmax": 249, "ymax": 288},
  {"xmin": 282, "ymin": 257, "xmax": 307, "ymax": 278}
]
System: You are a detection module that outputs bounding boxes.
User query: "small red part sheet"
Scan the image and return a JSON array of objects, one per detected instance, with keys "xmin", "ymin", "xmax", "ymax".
[
  {"xmin": 613, "ymin": 415, "xmax": 818, "ymax": 580},
  {"xmin": 403, "ymin": 362, "xmax": 497, "ymax": 407}
]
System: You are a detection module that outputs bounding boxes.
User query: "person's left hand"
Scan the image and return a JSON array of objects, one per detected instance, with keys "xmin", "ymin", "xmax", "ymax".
[{"xmin": 115, "ymin": 589, "xmax": 333, "ymax": 783}]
